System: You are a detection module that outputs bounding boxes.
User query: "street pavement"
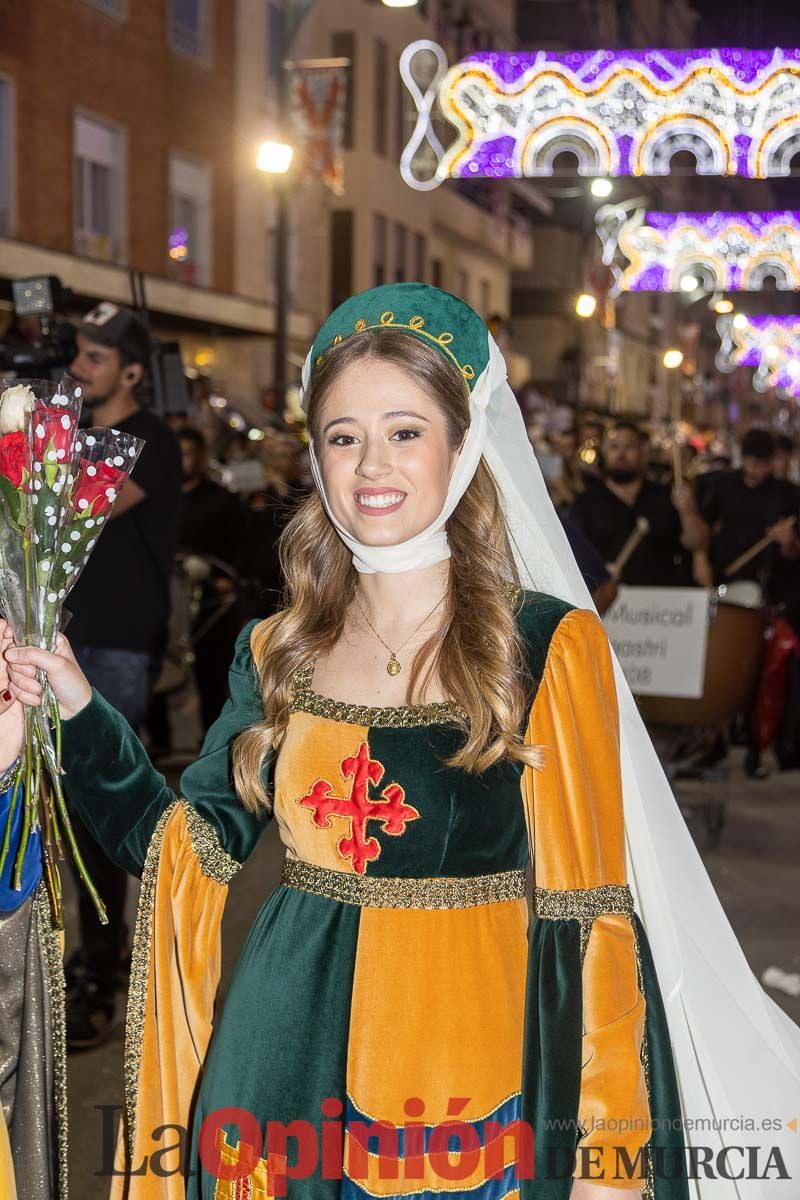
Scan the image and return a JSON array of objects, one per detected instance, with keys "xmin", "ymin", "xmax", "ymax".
[{"xmin": 62, "ymin": 690, "xmax": 800, "ymax": 1197}]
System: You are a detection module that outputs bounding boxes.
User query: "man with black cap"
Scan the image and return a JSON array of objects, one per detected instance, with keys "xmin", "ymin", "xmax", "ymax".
[{"xmin": 64, "ymin": 302, "xmax": 182, "ymax": 1047}]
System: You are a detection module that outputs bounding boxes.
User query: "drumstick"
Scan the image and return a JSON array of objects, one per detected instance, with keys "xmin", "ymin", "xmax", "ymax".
[
  {"xmin": 608, "ymin": 516, "xmax": 650, "ymax": 579},
  {"xmin": 723, "ymin": 515, "xmax": 797, "ymax": 578}
]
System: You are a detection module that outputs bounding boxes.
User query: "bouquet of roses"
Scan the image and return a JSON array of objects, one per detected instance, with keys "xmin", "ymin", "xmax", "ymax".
[{"xmin": 0, "ymin": 377, "xmax": 144, "ymax": 927}]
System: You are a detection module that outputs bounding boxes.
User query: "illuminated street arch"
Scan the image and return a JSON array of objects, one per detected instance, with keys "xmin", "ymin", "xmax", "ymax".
[
  {"xmin": 596, "ymin": 210, "xmax": 800, "ymax": 293},
  {"xmin": 716, "ymin": 314, "xmax": 800, "ymax": 395},
  {"xmin": 400, "ymin": 44, "xmax": 800, "ymax": 189}
]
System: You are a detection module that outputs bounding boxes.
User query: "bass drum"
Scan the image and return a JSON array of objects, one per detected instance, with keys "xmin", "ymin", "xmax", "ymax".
[{"xmin": 637, "ymin": 586, "xmax": 767, "ymax": 727}]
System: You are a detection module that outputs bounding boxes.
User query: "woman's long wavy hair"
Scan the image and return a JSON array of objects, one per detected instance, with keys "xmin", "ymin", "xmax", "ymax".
[{"xmin": 233, "ymin": 329, "xmax": 542, "ymax": 813}]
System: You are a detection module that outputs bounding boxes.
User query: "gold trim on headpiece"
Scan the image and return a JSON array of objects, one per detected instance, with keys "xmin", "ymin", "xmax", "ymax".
[{"xmin": 314, "ymin": 310, "xmax": 476, "ymax": 384}]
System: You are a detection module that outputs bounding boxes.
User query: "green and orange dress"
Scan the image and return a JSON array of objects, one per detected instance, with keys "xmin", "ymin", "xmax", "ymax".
[{"xmin": 61, "ymin": 590, "xmax": 687, "ymax": 1200}]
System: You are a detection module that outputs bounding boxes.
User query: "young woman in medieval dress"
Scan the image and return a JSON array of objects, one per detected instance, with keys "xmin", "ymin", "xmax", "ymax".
[{"xmin": 4, "ymin": 284, "xmax": 799, "ymax": 1200}]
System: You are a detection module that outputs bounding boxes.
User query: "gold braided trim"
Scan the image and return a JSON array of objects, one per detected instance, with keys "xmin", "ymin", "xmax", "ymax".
[
  {"xmin": 631, "ymin": 917, "xmax": 655, "ymax": 1200},
  {"xmin": 281, "ymin": 856, "xmax": 527, "ymax": 909},
  {"xmin": 34, "ymin": 883, "xmax": 69, "ymax": 1200},
  {"xmin": 534, "ymin": 883, "xmax": 635, "ymax": 965},
  {"xmin": 0, "ymin": 757, "xmax": 19, "ymax": 793},
  {"xmin": 534, "ymin": 883, "xmax": 634, "ymax": 921},
  {"xmin": 314, "ymin": 311, "xmax": 476, "ymax": 385},
  {"xmin": 123, "ymin": 799, "xmax": 241, "ymax": 1155},
  {"xmin": 289, "ymin": 660, "xmax": 468, "ymax": 729},
  {"xmin": 183, "ymin": 802, "xmax": 241, "ymax": 885}
]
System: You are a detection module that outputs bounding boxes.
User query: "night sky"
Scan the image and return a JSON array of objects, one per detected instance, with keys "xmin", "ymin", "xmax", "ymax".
[{"xmin": 693, "ymin": 0, "xmax": 800, "ymax": 45}]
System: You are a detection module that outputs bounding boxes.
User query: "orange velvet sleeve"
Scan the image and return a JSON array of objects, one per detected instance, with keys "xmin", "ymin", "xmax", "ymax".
[
  {"xmin": 109, "ymin": 799, "xmax": 241, "ymax": 1200},
  {"xmin": 524, "ymin": 607, "xmax": 651, "ymax": 1188}
]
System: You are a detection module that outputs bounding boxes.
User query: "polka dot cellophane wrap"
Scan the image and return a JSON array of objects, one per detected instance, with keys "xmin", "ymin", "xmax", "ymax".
[{"xmin": 38, "ymin": 425, "xmax": 144, "ymax": 646}]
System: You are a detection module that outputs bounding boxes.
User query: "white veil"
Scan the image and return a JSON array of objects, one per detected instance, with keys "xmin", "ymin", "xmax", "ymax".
[{"xmin": 300, "ymin": 329, "xmax": 800, "ymax": 1197}]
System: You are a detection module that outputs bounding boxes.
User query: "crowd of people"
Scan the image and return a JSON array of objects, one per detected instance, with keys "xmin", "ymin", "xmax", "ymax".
[
  {"xmin": 532, "ymin": 403, "xmax": 800, "ymax": 781},
  {"xmin": 532, "ymin": 406, "xmax": 800, "ymax": 610},
  {"xmin": 20, "ymin": 298, "xmax": 800, "ymax": 1055}
]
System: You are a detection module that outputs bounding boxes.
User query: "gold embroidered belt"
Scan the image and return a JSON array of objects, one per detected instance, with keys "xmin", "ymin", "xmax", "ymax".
[{"xmin": 280, "ymin": 856, "xmax": 527, "ymax": 909}]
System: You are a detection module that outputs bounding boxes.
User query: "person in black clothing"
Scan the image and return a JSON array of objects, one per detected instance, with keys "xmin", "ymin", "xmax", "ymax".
[
  {"xmin": 570, "ymin": 420, "xmax": 709, "ymax": 586},
  {"xmin": 178, "ymin": 427, "xmax": 251, "ymax": 731},
  {"xmin": 63, "ymin": 302, "xmax": 182, "ymax": 1048},
  {"xmin": 700, "ymin": 429, "xmax": 800, "ymax": 589},
  {"xmin": 247, "ymin": 431, "xmax": 307, "ymax": 614},
  {"xmin": 773, "ymin": 433, "xmax": 797, "ymax": 485}
]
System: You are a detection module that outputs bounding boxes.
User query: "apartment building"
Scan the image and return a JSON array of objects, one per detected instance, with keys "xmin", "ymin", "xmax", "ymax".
[
  {"xmin": 234, "ymin": 0, "xmax": 539, "ymax": 393},
  {"xmin": 0, "ymin": 0, "xmax": 315, "ymax": 407},
  {"xmin": 0, "ymin": 0, "xmax": 539, "ymax": 407}
]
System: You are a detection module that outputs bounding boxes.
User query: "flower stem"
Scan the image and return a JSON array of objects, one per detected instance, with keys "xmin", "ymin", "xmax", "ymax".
[
  {"xmin": 0, "ymin": 760, "xmax": 24, "ymax": 877},
  {"xmin": 12, "ymin": 709, "xmax": 34, "ymax": 891}
]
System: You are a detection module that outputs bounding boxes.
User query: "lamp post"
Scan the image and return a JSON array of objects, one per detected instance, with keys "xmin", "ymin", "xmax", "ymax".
[{"xmin": 257, "ymin": 0, "xmax": 418, "ymax": 415}]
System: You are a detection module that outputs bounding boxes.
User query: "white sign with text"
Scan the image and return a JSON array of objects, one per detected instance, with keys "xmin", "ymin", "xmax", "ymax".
[{"xmin": 603, "ymin": 586, "xmax": 711, "ymax": 698}]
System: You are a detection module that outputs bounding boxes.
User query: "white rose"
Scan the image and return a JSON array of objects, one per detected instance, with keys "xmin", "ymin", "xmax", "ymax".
[{"xmin": 0, "ymin": 384, "xmax": 35, "ymax": 434}]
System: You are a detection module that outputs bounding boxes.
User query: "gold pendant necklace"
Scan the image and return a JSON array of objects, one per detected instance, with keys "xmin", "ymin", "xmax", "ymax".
[{"xmin": 354, "ymin": 591, "xmax": 446, "ymax": 675}]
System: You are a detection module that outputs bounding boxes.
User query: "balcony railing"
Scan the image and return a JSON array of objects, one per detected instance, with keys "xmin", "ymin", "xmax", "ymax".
[{"xmin": 75, "ymin": 229, "xmax": 125, "ymax": 263}]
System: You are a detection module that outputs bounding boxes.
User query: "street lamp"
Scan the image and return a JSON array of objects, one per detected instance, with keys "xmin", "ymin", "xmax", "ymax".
[
  {"xmin": 575, "ymin": 293, "xmax": 597, "ymax": 318},
  {"xmin": 257, "ymin": 141, "xmax": 294, "ymax": 174},
  {"xmin": 590, "ymin": 178, "xmax": 613, "ymax": 198},
  {"xmin": 263, "ymin": 0, "xmax": 418, "ymax": 414},
  {"xmin": 663, "ymin": 348, "xmax": 683, "ymax": 369}
]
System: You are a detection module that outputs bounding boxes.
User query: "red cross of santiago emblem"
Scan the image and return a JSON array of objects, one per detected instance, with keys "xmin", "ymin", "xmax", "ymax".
[{"xmin": 296, "ymin": 741, "xmax": 419, "ymax": 874}]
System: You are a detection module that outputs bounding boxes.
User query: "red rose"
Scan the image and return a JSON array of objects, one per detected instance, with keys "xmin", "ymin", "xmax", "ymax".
[
  {"xmin": 73, "ymin": 458, "xmax": 127, "ymax": 517},
  {"xmin": 33, "ymin": 405, "xmax": 77, "ymax": 464},
  {"xmin": 0, "ymin": 431, "xmax": 28, "ymax": 488}
]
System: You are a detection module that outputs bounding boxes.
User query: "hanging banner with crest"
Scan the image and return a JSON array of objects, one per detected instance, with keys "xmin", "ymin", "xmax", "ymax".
[{"xmin": 289, "ymin": 58, "xmax": 349, "ymax": 196}]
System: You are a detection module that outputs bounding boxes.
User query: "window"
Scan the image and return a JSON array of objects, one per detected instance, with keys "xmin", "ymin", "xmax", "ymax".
[
  {"xmin": 431, "ymin": 258, "xmax": 443, "ymax": 288},
  {"xmin": 0, "ymin": 77, "xmax": 13, "ymax": 237},
  {"xmin": 374, "ymin": 38, "xmax": 388, "ymax": 156},
  {"xmin": 266, "ymin": 1, "xmax": 284, "ymax": 96},
  {"xmin": 331, "ymin": 32, "xmax": 355, "ymax": 149},
  {"xmin": 169, "ymin": 0, "xmax": 211, "ymax": 63},
  {"xmin": 330, "ymin": 210, "xmax": 353, "ymax": 311},
  {"xmin": 168, "ymin": 152, "xmax": 211, "ymax": 286},
  {"xmin": 168, "ymin": 154, "xmax": 211, "ymax": 286},
  {"xmin": 74, "ymin": 113, "xmax": 126, "ymax": 262},
  {"xmin": 480, "ymin": 278, "xmax": 491, "ymax": 315},
  {"xmin": 372, "ymin": 213, "xmax": 387, "ymax": 287},
  {"xmin": 413, "ymin": 233, "xmax": 426, "ymax": 283},
  {"xmin": 455, "ymin": 267, "xmax": 468, "ymax": 301},
  {"xmin": 394, "ymin": 223, "xmax": 406, "ymax": 283}
]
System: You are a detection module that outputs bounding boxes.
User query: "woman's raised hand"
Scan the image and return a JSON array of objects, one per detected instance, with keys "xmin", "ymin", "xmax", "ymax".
[{"xmin": 3, "ymin": 624, "xmax": 93, "ymax": 720}]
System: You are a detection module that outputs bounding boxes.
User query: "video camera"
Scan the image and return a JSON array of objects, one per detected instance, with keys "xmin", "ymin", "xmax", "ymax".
[
  {"xmin": 0, "ymin": 274, "xmax": 189, "ymax": 418},
  {"xmin": 0, "ymin": 276, "xmax": 76, "ymax": 374}
]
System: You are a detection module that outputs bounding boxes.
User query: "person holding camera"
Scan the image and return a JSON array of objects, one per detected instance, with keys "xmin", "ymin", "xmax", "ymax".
[{"xmin": 63, "ymin": 302, "xmax": 182, "ymax": 1048}]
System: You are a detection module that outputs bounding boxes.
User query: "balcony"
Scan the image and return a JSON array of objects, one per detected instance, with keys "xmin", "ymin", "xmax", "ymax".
[{"xmin": 74, "ymin": 229, "xmax": 126, "ymax": 265}]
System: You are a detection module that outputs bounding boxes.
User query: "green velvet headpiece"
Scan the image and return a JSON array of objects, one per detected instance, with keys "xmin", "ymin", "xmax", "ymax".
[{"xmin": 309, "ymin": 282, "xmax": 490, "ymax": 393}]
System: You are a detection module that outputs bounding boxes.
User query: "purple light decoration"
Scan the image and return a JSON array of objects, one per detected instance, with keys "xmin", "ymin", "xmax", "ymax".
[
  {"xmin": 644, "ymin": 211, "xmax": 799, "ymax": 234},
  {"xmin": 437, "ymin": 48, "xmax": 800, "ymax": 182},
  {"xmin": 744, "ymin": 316, "xmax": 800, "ymax": 328},
  {"xmin": 716, "ymin": 314, "xmax": 800, "ymax": 393},
  {"xmin": 461, "ymin": 47, "xmax": 791, "ymax": 88},
  {"xmin": 603, "ymin": 210, "xmax": 800, "ymax": 292}
]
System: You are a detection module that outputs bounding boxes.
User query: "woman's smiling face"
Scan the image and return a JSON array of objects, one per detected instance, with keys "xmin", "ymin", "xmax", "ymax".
[{"xmin": 315, "ymin": 358, "xmax": 459, "ymax": 546}]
